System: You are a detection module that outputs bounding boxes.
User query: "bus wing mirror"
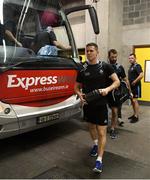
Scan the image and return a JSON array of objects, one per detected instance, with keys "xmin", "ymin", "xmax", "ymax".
[
  {"xmin": 65, "ymin": 5, "xmax": 99, "ymax": 34},
  {"xmin": 88, "ymin": 7, "xmax": 99, "ymax": 34}
]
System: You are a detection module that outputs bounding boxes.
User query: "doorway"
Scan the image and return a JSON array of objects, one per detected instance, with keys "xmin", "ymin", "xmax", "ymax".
[{"xmin": 134, "ymin": 45, "xmax": 150, "ymax": 102}]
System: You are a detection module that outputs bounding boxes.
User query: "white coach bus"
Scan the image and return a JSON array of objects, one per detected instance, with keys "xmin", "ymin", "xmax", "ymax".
[{"xmin": 0, "ymin": 0, "xmax": 99, "ymax": 139}]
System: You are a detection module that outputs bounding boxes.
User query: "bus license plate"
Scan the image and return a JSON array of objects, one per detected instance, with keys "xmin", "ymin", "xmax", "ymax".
[{"xmin": 37, "ymin": 113, "xmax": 59, "ymax": 124}]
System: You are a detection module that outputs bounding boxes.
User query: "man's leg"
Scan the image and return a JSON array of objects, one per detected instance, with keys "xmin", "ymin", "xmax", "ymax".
[
  {"xmin": 130, "ymin": 98, "xmax": 139, "ymax": 123},
  {"xmin": 111, "ymin": 106, "xmax": 118, "ymax": 129},
  {"xmin": 88, "ymin": 123, "xmax": 98, "ymax": 156},
  {"xmin": 118, "ymin": 104, "xmax": 122, "ymax": 119},
  {"xmin": 129, "ymin": 86, "xmax": 140, "ymax": 122},
  {"xmin": 97, "ymin": 125, "xmax": 107, "ymax": 158},
  {"xmin": 93, "ymin": 125, "xmax": 107, "ymax": 173},
  {"xmin": 110, "ymin": 107, "xmax": 118, "ymax": 139},
  {"xmin": 88, "ymin": 122, "xmax": 97, "ymax": 140},
  {"xmin": 118, "ymin": 104, "xmax": 124, "ymax": 126},
  {"xmin": 131, "ymin": 98, "xmax": 139, "ymax": 117}
]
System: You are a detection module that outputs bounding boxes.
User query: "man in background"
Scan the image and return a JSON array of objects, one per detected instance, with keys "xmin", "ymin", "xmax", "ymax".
[
  {"xmin": 128, "ymin": 53, "xmax": 143, "ymax": 123},
  {"xmin": 108, "ymin": 49, "xmax": 131, "ymax": 139}
]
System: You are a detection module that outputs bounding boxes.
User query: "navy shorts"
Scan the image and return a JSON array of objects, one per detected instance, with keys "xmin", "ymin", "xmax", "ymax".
[
  {"xmin": 131, "ymin": 85, "xmax": 141, "ymax": 98},
  {"xmin": 83, "ymin": 104, "xmax": 108, "ymax": 126},
  {"xmin": 107, "ymin": 92, "xmax": 120, "ymax": 108}
]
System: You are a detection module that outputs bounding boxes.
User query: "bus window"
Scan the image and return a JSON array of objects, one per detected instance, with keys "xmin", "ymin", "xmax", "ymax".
[
  {"xmin": 29, "ymin": 8, "xmax": 71, "ymax": 57},
  {"xmin": 53, "ymin": 26, "xmax": 71, "ymax": 57},
  {"xmin": 21, "ymin": 8, "xmax": 39, "ymax": 48},
  {"xmin": 1, "ymin": 0, "xmax": 73, "ymax": 63},
  {"xmin": 3, "ymin": 3, "xmax": 23, "ymax": 47}
]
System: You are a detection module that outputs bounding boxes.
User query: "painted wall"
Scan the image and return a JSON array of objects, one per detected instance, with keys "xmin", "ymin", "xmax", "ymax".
[
  {"xmin": 122, "ymin": 24, "xmax": 150, "ymax": 73},
  {"xmin": 134, "ymin": 47, "xmax": 150, "ymax": 102}
]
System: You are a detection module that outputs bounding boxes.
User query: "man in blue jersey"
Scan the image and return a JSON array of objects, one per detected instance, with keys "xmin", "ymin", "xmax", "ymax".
[
  {"xmin": 107, "ymin": 49, "xmax": 131, "ymax": 138},
  {"xmin": 128, "ymin": 53, "xmax": 143, "ymax": 123}
]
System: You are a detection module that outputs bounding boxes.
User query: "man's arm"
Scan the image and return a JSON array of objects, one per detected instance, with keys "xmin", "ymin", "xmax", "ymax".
[
  {"xmin": 108, "ymin": 72, "xmax": 120, "ymax": 91},
  {"xmin": 99, "ymin": 73, "xmax": 120, "ymax": 96},
  {"xmin": 5, "ymin": 30, "xmax": 22, "ymax": 47},
  {"xmin": 74, "ymin": 81, "xmax": 86, "ymax": 104},
  {"xmin": 123, "ymin": 77, "xmax": 132, "ymax": 93},
  {"xmin": 131, "ymin": 72, "xmax": 143, "ymax": 86},
  {"xmin": 50, "ymin": 30, "xmax": 71, "ymax": 50},
  {"xmin": 53, "ymin": 40, "xmax": 71, "ymax": 50},
  {"xmin": 74, "ymin": 81, "xmax": 82, "ymax": 97}
]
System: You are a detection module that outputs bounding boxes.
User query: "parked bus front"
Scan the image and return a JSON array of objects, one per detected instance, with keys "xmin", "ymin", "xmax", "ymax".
[{"xmin": 0, "ymin": 0, "xmax": 99, "ymax": 139}]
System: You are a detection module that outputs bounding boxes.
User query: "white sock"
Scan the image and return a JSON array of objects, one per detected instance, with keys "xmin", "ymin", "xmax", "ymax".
[
  {"xmin": 97, "ymin": 156, "xmax": 102, "ymax": 162},
  {"xmin": 118, "ymin": 118, "xmax": 122, "ymax": 122},
  {"xmin": 94, "ymin": 139, "xmax": 98, "ymax": 145}
]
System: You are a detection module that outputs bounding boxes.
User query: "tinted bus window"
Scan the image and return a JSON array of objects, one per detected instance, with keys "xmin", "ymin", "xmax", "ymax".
[{"xmin": 0, "ymin": 0, "xmax": 73, "ymax": 65}]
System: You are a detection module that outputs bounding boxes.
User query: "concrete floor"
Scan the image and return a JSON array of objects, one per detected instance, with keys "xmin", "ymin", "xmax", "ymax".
[{"xmin": 0, "ymin": 104, "xmax": 149, "ymax": 179}]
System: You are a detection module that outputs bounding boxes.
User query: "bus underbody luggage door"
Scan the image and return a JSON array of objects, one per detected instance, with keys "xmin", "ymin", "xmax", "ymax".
[{"xmin": 10, "ymin": 93, "xmax": 81, "ymax": 135}]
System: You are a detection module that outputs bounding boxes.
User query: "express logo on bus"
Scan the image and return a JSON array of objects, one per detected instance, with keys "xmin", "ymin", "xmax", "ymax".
[{"xmin": 7, "ymin": 75, "xmax": 58, "ymax": 90}]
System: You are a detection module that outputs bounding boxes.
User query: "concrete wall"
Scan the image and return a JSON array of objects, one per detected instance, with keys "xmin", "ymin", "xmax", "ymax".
[
  {"xmin": 122, "ymin": 23, "xmax": 150, "ymax": 70},
  {"xmin": 85, "ymin": 0, "xmax": 110, "ymax": 59},
  {"xmin": 123, "ymin": 0, "xmax": 150, "ymax": 25},
  {"xmin": 108, "ymin": 0, "xmax": 123, "ymax": 63},
  {"xmin": 67, "ymin": 0, "xmax": 150, "ymax": 70},
  {"xmin": 96, "ymin": 0, "xmax": 110, "ymax": 59},
  {"xmin": 122, "ymin": 0, "xmax": 150, "ymax": 70},
  {"xmin": 68, "ymin": 0, "xmax": 123, "ymax": 60}
]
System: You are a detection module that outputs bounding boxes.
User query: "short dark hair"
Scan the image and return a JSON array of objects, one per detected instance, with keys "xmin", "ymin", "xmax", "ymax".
[
  {"xmin": 86, "ymin": 42, "xmax": 98, "ymax": 50},
  {"xmin": 129, "ymin": 53, "xmax": 136, "ymax": 58},
  {"xmin": 108, "ymin": 49, "xmax": 118, "ymax": 57}
]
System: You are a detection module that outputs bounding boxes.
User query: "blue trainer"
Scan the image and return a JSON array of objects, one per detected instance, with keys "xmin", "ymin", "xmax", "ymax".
[
  {"xmin": 90, "ymin": 145, "xmax": 98, "ymax": 157},
  {"xmin": 93, "ymin": 160, "xmax": 103, "ymax": 173}
]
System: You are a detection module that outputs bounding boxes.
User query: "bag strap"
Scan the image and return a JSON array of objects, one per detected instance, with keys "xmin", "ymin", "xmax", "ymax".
[
  {"xmin": 81, "ymin": 60, "xmax": 103, "ymax": 72},
  {"xmin": 116, "ymin": 63, "xmax": 121, "ymax": 70},
  {"xmin": 80, "ymin": 61, "xmax": 88, "ymax": 72}
]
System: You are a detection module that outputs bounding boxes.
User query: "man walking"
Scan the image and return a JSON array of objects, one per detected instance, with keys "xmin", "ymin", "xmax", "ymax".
[
  {"xmin": 107, "ymin": 49, "xmax": 131, "ymax": 138},
  {"xmin": 74, "ymin": 43, "xmax": 120, "ymax": 173}
]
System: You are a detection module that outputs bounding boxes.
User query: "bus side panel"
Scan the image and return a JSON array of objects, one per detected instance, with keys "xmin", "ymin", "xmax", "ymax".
[{"xmin": 0, "ymin": 69, "xmax": 77, "ymax": 105}]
